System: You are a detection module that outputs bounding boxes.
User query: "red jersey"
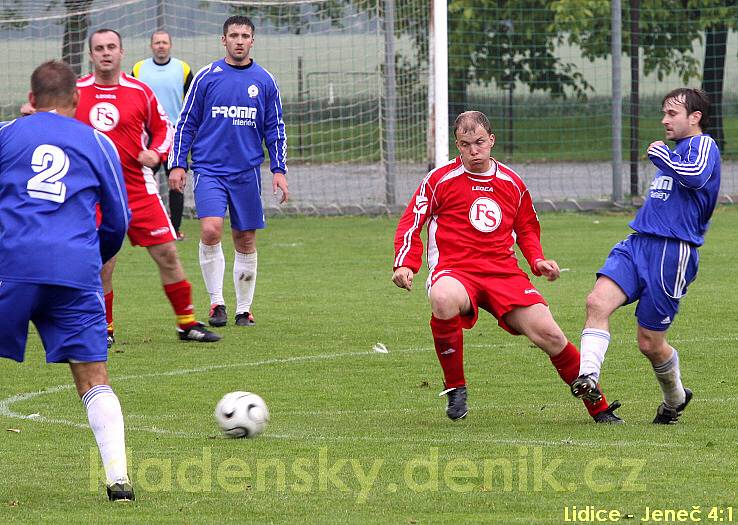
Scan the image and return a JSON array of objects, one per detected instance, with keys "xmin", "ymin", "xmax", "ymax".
[
  {"xmin": 394, "ymin": 156, "xmax": 545, "ymax": 277},
  {"xmin": 76, "ymin": 72, "xmax": 172, "ymax": 201}
]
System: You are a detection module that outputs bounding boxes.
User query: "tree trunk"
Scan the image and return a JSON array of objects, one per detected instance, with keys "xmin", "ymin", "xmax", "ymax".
[
  {"xmin": 62, "ymin": 0, "xmax": 93, "ymax": 76},
  {"xmin": 703, "ymin": 24, "xmax": 727, "ymax": 149}
]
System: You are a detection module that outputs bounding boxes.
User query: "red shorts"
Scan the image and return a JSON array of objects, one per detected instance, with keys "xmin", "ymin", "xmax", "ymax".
[
  {"xmin": 96, "ymin": 194, "xmax": 175, "ymax": 247},
  {"xmin": 428, "ymin": 268, "xmax": 547, "ymax": 334}
]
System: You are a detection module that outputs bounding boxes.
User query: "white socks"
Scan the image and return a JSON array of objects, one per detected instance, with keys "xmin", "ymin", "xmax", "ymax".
[
  {"xmin": 652, "ymin": 348, "xmax": 686, "ymax": 408},
  {"xmin": 83, "ymin": 385, "xmax": 128, "ymax": 484},
  {"xmin": 234, "ymin": 251, "xmax": 257, "ymax": 315},
  {"xmin": 579, "ymin": 328, "xmax": 611, "ymax": 381},
  {"xmin": 199, "ymin": 241, "xmax": 225, "ymax": 306}
]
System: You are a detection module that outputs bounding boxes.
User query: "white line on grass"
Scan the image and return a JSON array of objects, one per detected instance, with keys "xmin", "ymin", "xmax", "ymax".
[
  {"xmin": 0, "ymin": 349, "xmax": 419, "ymax": 432},
  {"xmin": 2, "ymin": 340, "xmax": 736, "ymax": 449}
]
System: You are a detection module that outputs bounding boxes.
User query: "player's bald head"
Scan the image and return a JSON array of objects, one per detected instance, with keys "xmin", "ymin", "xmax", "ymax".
[
  {"xmin": 31, "ymin": 60, "xmax": 77, "ymax": 108},
  {"xmin": 453, "ymin": 111, "xmax": 492, "ymax": 138}
]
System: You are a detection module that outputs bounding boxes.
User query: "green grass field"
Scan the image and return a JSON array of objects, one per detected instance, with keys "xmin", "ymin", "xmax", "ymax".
[{"xmin": 1, "ymin": 209, "xmax": 737, "ymax": 524}]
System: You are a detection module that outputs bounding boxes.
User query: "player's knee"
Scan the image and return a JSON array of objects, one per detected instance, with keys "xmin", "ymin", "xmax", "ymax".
[
  {"xmin": 200, "ymin": 225, "xmax": 222, "ymax": 244},
  {"xmin": 585, "ymin": 290, "xmax": 608, "ymax": 317},
  {"xmin": 429, "ymin": 289, "xmax": 461, "ymax": 319},
  {"xmin": 637, "ymin": 332, "xmax": 665, "ymax": 358}
]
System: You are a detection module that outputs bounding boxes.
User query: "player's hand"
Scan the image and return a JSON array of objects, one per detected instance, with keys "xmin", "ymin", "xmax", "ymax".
[
  {"xmin": 168, "ymin": 167, "xmax": 187, "ymax": 193},
  {"xmin": 273, "ymin": 172, "xmax": 289, "ymax": 204},
  {"xmin": 20, "ymin": 102, "xmax": 35, "ymax": 116},
  {"xmin": 138, "ymin": 149, "xmax": 160, "ymax": 168},
  {"xmin": 648, "ymin": 140, "xmax": 666, "ymax": 151},
  {"xmin": 535, "ymin": 259, "xmax": 561, "ymax": 282},
  {"xmin": 392, "ymin": 267, "xmax": 414, "ymax": 291}
]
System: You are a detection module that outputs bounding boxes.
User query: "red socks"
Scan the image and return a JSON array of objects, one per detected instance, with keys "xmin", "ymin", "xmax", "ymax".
[
  {"xmin": 104, "ymin": 291, "xmax": 114, "ymax": 334},
  {"xmin": 163, "ymin": 280, "xmax": 197, "ymax": 329},
  {"xmin": 430, "ymin": 314, "xmax": 465, "ymax": 388},
  {"xmin": 550, "ymin": 341, "xmax": 609, "ymax": 416}
]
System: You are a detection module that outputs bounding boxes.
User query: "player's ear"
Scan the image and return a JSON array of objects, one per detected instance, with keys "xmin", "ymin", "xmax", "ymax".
[
  {"xmin": 489, "ymin": 133, "xmax": 495, "ymax": 149},
  {"xmin": 28, "ymin": 91, "xmax": 34, "ymax": 106},
  {"xmin": 72, "ymin": 90, "xmax": 80, "ymax": 110}
]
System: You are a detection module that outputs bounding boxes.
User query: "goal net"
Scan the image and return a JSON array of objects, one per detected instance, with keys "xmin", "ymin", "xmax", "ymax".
[{"xmin": 0, "ymin": 0, "xmax": 429, "ymax": 215}]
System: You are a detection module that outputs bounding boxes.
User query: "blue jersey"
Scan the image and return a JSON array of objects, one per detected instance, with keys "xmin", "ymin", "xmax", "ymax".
[
  {"xmin": 169, "ymin": 58, "xmax": 287, "ymax": 176},
  {"xmin": 0, "ymin": 112, "xmax": 130, "ymax": 290},
  {"xmin": 631, "ymin": 134, "xmax": 720, "ymax": 246}
]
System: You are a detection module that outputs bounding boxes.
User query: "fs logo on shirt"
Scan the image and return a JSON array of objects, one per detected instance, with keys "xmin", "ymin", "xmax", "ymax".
[
  {"xmin": 469, "ymin": 197, "xmax": 502, "ymax": 232},
  {"xmin": 248, "ymin": 84, "xmax": 259, "ymax": 98},
  {"xmin": 89, "ymin": 102, "xmax": 120, "ymax": 132}
]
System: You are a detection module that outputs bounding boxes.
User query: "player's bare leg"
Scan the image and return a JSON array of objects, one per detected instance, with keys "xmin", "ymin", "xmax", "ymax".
[
  {"xmin": 429, "ymin": 276, "xmax": 472, "ymax": 420},
  {"xmin": 505, "ymin": 304, "xmax": 622, "ymax": 423},
  {"xmin": 70, "ymin": 362, "xmax": 133, "ymax": 501},
  {"xmin": 232, "ymin": 229, "xmax": 257, "ymax": 326},
  {"xmin": 147, "ymin": 241, "xmax": 221, "ymax": 342},
  {"xmin": 573, "ymin": 276, "xmax": 628, "ymax": 400},
  {"xmin": 199, "ymin": 216, "xmax": 227, "ymax": 326},
  {"xmin": 101, "ymin": 257, "xmax": 116, "ymax": 348},
  {"xmin": 638, "ymin": 325, "xmax": 691, "ymax": 424}
]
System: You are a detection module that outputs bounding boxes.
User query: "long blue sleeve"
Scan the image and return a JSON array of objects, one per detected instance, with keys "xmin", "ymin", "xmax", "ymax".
[
  {"xmin": 647, "ymin": 135, "xmax": 718, "ymax": 189},
  {"xmin": 263, "ymin": 73, "xmax": 287, "ymax": 174},
  {"xmin": 94, "ymin": 131, "xmax": 130, "ymax": 263}
]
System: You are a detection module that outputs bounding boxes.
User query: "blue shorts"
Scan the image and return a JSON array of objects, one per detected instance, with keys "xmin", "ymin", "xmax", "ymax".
[
  {"xmin": 598, "ymin": 234, "xmax": 699, "ymax": 331},
  {"xmin": 0, "ymin": 282, "xmax": 108, "ymax": 363},
  {"xmin": 193, "ymin": 168, "xmax": 265, "ymax": 231}
]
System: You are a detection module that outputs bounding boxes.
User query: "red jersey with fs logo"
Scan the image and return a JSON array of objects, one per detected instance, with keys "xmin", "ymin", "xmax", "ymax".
[
  {"xmin": 393, "ymin": 156, "xmax": 545, "ymax": 278},
  {"xmin": 75, "ymin": 72, "xmax": 173, "ymax": 202}
]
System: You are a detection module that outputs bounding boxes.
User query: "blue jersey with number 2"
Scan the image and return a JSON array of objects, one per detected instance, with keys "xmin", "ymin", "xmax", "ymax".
[{"xmin": 0, "ymin": 112, "xmax": 130, "ymax": 290}]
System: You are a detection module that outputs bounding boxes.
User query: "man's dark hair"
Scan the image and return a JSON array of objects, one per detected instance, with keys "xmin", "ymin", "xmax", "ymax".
[
  {"xmin": 88, "ymin": 28, "xmax": 122, "ymax": 51},
  {"xmin": 223, "ymin": 15, "xmax": 255, "ymax": 36},
  {"xmin": 453, "ymin": 111, "xmax": 493, "ymax": 137},
  {"xmin": 31, "ymin": 60, "xmax": 77, "ymax": 108},
  {"xmin": 663, "ymin": 88, "xmax": 711, "ymax": 131}
]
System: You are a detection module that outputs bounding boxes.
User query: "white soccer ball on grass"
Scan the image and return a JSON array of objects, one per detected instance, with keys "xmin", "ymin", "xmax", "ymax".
[{"xmin": 214, "ymin": 391, "xmax": 269, "ymax": 438}]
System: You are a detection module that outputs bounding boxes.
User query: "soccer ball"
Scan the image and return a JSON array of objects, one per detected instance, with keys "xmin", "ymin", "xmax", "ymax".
[{"xmin": 214, "ymin": 391, "xmax": 269, "ymax": 438}]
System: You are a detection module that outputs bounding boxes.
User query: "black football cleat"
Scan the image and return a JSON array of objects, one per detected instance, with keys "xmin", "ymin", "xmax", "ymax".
[
  {"xmin": 107, "ymin": 480, "xmax": 135, "ymax": 502},
  {"xmin": 208, "ymin": 304, "xmax": 227, "ymax": 327},
  {"xmin": 234, "ymin": 312, "xmax": 255, "ymax": 327},
  {"xmin": 571, "ymin": 374, "xmax": 604, "ymax": 404},
  {"xmin": 177, "ymin": 322, "xmax": 222, "ymax": 342},
  {"xmin": 106, "ymin": 332, "xmax": 115, "ymax": 349},
  {"xmin": 653, "ymin": 388, "xmax": 692, "ymax": 424},
  {"xmin": 592, "ymin": 400, "xmax": 624, "ymax": 424},
  {"xmin": 439, "ymin": 386, "xmax": 468, "ymax": 421}
]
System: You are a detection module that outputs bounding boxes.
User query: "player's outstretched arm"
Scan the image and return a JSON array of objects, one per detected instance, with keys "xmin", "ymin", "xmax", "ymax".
[
  {"xmin": 392, "ymin": 267, "xmax": 414, "ymax": 291},
  {"xmin": 534, "ymin": 258, "xmax": 561, "ymax": 282}
]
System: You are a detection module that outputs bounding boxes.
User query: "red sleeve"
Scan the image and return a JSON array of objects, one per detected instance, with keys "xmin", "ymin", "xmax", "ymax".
[
  {"xmin": 513, "ymin": 187, "xmax": 545, "ymax": 276},
  {"xmin": 393, "ymin": 179, "xmax": 433, "ymax": 273},
  {"xmin": 144, "ymin": 86, "xmax": 173, "ymax": 163}
]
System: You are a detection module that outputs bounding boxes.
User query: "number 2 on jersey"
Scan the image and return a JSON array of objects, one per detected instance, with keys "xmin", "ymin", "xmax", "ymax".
[{"xmin": 27, "ymin": 144, "xmax": 69, "ymax": 203}]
